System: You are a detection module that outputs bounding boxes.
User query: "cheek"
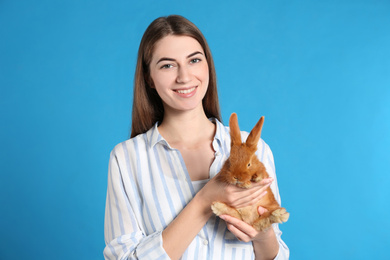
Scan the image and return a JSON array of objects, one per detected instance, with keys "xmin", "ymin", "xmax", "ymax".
[
  {"xmin": 150, "ymin": 71, "xmax": 172, "ymax": 90},
  {"xmin": 197, "ymin": 64, "xmax": 210, "ymax": 88},
  {"xmin": 203, "ymin": 71, "xmax": 210, "ymax": 87},
  {"xmin": 202, "ymin": 64, "xmax": 209, "ymax": 81}
]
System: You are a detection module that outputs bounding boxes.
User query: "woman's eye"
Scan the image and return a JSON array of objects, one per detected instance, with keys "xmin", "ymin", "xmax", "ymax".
[
  {"xmin": 161, "ymin": 64, "xmax": 173, "ymax": 69},
  {"xmin": 190, "ymin": 58, "xmax": 201, "ymax": 64}
]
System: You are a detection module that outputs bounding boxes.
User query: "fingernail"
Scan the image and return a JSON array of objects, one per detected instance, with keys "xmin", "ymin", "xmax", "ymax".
[{"xmin": 219, "ymin": 215, "xmax": 226, "ymax": 220}]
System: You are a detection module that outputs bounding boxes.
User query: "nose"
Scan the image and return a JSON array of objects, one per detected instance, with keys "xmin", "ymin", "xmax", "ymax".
[{"xmin": 176, "ymin": 66, "xmax": 191, "ymax": 84}]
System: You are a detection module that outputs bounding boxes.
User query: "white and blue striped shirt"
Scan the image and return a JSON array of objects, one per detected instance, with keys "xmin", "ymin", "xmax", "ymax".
[{"xmin": 104, "ymin": 119, "xmax": 289, "ymax": 259}]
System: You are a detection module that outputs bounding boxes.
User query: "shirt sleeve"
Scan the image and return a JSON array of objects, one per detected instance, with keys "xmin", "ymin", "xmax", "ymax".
[
  {"xmin": 103, "ymin": 148, "xmax": 170, "ymax": 260},
  {"xmin": 261, "ymin": 142, "xmax": 290, "ymax": 260}
]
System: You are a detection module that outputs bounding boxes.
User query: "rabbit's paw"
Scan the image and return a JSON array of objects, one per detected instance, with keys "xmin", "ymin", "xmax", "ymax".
[
  {"xmin": 251, "ymin": 173, "xmax": 263, "ymax": 183},
  {"xmin": 270, "ymin": 208, "xmax": 290, "ymax": 223},
  {"xmin": 237, "ymin": 181, "xmax": 252, "ymax": 188},
  {"xmin": 211, "ymin": 202, "xmax": 228, "ymax": 216}
]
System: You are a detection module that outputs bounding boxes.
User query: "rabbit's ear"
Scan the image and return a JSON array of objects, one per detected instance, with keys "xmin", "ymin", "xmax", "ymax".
[
  {"xmin": 246, "ymin": 116, "xmax": 264, "ymax": 149},
  {"xmin": 229, "ymin": 113, "xmax": 242, "ymax": 146}
]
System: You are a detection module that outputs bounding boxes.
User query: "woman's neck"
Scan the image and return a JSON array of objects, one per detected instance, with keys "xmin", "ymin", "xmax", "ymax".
[{"xmin": 158, "ymin": 108, "xmax": 216, "ymax": 148}]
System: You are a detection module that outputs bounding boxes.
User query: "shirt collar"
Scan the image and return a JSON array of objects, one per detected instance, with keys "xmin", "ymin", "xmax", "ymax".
[
  {"xmin": 146, "ymin": 118, "xmax": 225, "ymax": 149},
  {"xmin": 209, "ymin": 118, "xmax": 224, "ymax": 148},
  {"xmin": 147, "ymin": 122, "xmax": 168, "ymax": 149}
]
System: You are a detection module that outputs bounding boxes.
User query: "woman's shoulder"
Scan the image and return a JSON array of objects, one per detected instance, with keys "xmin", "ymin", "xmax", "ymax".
[{"xmin": 110, "ymin": 128, "xmax": 153, "ymax": 157}]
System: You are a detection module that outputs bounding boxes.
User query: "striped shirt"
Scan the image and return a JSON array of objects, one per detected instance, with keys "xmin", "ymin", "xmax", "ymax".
[{"xmin": 104, "ymin": 119, "xmax": 289, "ymax": 259}]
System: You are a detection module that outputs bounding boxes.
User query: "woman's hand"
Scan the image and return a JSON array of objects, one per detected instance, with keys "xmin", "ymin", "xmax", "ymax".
[
  {"xmin": 196, "ymin": 174, "xmax": 274, "ymax": 210},
  {"xmin": 220, "ymin": 207, "xmax": 280, "ymax": 260},
  {"xmin": 195, "ymin": 176, "xmax": 280, "ymax": 259},
  {"xmin": 219, "ymin": 206, "xmax": 274, "ymax": 243}
]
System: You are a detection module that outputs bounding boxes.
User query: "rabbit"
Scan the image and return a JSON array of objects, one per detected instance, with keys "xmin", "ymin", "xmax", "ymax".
[{"xmin": 211, "ymin": 113, "xmax": 289, "ymax": 231}]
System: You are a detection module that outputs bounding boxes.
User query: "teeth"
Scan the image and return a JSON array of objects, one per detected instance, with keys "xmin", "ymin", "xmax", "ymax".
[{"xmin": 177, "ymin": 87, "xmax": 195, "ymax": 94}]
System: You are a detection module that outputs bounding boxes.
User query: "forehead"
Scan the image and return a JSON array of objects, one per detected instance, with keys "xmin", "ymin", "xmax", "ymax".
[{"xmin": 152, "ymin": 35, "xmax": 204, "ymax": 59}]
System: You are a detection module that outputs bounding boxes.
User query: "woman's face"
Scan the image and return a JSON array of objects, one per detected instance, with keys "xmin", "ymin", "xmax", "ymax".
[{"xmin": 149, "ymin": 35, "xmax": 209, "ymax": 115}]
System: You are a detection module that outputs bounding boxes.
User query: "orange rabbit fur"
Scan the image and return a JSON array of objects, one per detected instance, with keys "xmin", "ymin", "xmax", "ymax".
[{"xmin": 211, "ymin": 113, "xmax": 289, "ymax": 231}]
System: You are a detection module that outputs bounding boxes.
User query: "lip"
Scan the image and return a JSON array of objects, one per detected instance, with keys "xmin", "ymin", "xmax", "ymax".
[{"xmin": 173, "ymin": 86, "xmax": 197, "ymax": 98}]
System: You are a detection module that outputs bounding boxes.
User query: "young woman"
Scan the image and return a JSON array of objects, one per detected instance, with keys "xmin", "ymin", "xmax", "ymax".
[{"xmin": 104, "ymin": 15, "xmax": 289, "ymax": 260}]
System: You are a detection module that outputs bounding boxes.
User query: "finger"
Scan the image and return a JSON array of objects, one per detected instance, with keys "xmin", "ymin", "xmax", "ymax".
[
  {"xmin": 220, "ymin": 215, "xmax": 257, "ymax": 239},
  {"xmin": 235, "ymin": 180, "xmax": 271, "ymax": 197},
  {"xmin": 232, "ymin": 189, "xmax": 268, "ymax": 208},
  {"xmin": 232, "ymin": 190, "xmax": 268, "ymax": 208},
  {"xmin": 226, "ymin": 223, "xmax": 252, "ymax": 243},
  {"xmin": 223, "ymin": 178, "xmax": 273, "ymax": 208},
  {"xmin": 257, "ymin": 177, "xmax": 274, "ymax": 186},
  {"xmin": 231, "ymin": 185, "xmax": 270, "ymax": 208},
  {"xmin": 230, "ymin": 177, "xmax": 273, "ymax": 193},
  {"xmin": 241, "ymin": 178, "xmax": 273, "ymax": 194}
]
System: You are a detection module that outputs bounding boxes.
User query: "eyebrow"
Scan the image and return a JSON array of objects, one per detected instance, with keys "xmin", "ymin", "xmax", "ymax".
[{"xmin": 156, "ymin": 51, "xmax": 204, "ymax": 65}]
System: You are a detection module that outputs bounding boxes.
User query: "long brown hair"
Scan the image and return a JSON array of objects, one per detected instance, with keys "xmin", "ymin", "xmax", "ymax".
[{"xmin": 130, "ymin": 15, "xmax": 221, "ymax": 138}]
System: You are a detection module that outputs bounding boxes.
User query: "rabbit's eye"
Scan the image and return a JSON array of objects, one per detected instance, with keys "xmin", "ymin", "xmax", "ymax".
[{"xmin": 247, "ymin": 163, "xmax": 251, "ymax": 167}]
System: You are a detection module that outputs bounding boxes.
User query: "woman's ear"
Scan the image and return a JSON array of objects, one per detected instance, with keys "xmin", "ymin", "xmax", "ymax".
[
  {"xmin": 145, "ymin": 73, "xmax": 155, "ymax": 88},
  {"xmin": 149, "ymin": 80, "xmax": 155, "ymax": 88}
]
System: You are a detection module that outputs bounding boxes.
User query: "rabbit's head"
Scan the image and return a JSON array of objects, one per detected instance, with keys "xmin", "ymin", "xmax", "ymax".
[{"xmin": 222, "ymin": 113, "xmax": 265, "ymax": 188}]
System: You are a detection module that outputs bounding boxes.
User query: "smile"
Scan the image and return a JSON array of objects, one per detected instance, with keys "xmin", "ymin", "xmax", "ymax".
[{"xmin": 175, "ymin": 87, "xmax": 196, "ymax": 94}]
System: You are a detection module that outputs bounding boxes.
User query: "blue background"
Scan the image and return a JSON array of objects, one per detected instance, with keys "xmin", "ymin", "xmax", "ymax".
[{"xmin": 1, "ymin": 0, "xmax": 389, "ymax": 259}]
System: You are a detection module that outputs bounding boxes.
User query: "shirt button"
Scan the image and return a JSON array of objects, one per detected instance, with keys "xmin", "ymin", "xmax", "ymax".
[{"xmin": 203, "ymin": 240, "xmax": 208, "ymax": 245}]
